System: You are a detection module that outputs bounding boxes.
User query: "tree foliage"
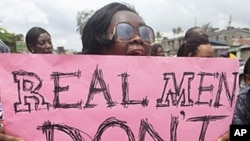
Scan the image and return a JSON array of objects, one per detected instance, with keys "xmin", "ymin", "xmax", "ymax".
[
  {"xmin": 0, "ymin": 21, "xmax": 24, "ymax": 52},
  {"xmin": 172, "ymin": 27, "xmax": 183, "ymax": 37},
  {"xmin": 155, "ymin": 31, "xmax": 167, "ymax": 42},
  {"xmin": 0, "ymin": 27, "xmax": 13, "ymax": 43},
  {"xmin": 76, "ymin": 10, "xmax": 94, "ymax": 36}
]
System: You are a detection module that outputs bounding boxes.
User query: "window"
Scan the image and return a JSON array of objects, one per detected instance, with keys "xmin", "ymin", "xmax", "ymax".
[{"xmin": 171, "ymin": 40, "xmax": 174, "ymax": 48}]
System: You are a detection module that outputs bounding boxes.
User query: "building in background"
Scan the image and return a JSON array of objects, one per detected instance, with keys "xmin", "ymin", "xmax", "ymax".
[{"xmin": 162, "ymin": 28, "xmax": 250, "ymax": 61}]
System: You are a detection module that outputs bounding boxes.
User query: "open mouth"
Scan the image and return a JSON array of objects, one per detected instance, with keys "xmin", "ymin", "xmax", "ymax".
[{"xmin": 127, "ymin": 49, "xmax": 145, "ymax": 56}]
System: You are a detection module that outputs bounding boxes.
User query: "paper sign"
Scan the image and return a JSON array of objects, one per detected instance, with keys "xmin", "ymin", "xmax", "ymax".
[{"xmin": 0, "ymin": 54, "xmax": 238, "ymax": 141}]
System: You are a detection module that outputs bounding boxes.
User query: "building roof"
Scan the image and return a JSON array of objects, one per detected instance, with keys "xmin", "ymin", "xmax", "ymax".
[
  {"xmin": 209, "ymin": 40, "xmax": 228, "ymax": 46},
  {"xmin": 230, "ymin": 38, "xmax": 250, "ymax": 46},
  {"xmin": 208, "ymin": 28, "xmax": 250, "ymax": 36}
]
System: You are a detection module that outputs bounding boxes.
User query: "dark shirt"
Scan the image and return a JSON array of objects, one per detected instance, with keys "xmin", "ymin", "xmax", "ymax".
[{"xmin": 232, "ymin": 85, "xmax": 250, "ymax": 125}]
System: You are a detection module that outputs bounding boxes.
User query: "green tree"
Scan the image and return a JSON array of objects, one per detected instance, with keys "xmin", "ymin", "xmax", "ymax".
[
  {"xmin": 172, "ymin": 27, "xmax": 183, "ymax": 37},
  {"xmin": 0, "ymin": 27, "xmax": 13, "ymax": 43},
  {"xmin": 172, "ymin": 28, "xmax": 177, "ymax": 37},
  {"xmin": 0, "ymin": 22, "xmax": 24, "ymax": 52},
  {"xmin": 176, "ymin": 27, "xmax": 183, "ymax": 36},
  {"xmin": 76, "ymin": 10, "xmax": 94, "ymax": 36}
]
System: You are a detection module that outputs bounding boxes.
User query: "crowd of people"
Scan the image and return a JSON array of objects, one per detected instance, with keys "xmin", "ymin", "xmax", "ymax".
[{"xmin": 0, "ymin": 2, "xmax": 249, "ymax": 141}]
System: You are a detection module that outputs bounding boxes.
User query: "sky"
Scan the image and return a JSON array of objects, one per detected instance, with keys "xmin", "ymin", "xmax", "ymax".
[{"xmin": 0, "ymin": 0, "xmax": 249, "ymax": 52}]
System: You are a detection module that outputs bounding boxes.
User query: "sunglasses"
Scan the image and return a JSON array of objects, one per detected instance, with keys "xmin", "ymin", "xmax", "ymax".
[{"xmin": 111, "ymin": 22, "xmax": 155, "ymax": 45}]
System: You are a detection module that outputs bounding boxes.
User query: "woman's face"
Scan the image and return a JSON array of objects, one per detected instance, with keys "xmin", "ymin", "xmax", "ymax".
[
  {"xmin": 30, "ymin": 33, "xmax": 53, "ymax": 54},
  {"xmin": 105, "ymin": 10, "xmax": 153, "ymax": 56},
  {"xmin": 157, "ymin": 47, "xmax": 164, "ymax": 56},
  {"xmin": 194, "ymin": 44, "xmax": 214, "ymax": 57}
]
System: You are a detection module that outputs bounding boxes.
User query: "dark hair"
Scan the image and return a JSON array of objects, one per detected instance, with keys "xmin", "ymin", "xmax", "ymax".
[
  {"xmin": 177, "ymin": 27, "xmax": 208, "ymax": 57},
  {"xmin": 81, "ymin": 2, "xmax": 138, "ymax": 54},
  {"xmin": 177, "ymin": 35, "xmax": 210, "ymax": 57},
  {"xmin": 244, "ymin": 56, "xmax": 250, "ymax": 81},
  {"xmin": 151, "ymin": 43, "xmax": 163, "ymax": 56},
  {"xmin": 184, "ymin": 26, "xmax": 208, "ymax": 40},
  {"xmin": 25, "ymin": 27, "xmax": 51, "ymax": 52}
]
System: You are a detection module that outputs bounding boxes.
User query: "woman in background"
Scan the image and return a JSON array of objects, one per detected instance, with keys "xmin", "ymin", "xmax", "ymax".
[
  {"xmin": 176, "ymin": 34, "xmax": 213, "ymax": 57},
  {"xmin": 177, "ymin": 26, "xmax": 208, "ymax": 57},
  {"xmin": 151, "ymin": 43, "xmax": 165, "ymax": 56},
  {"xmin": 25, "ymin": 27, "xmax": 53, "ymax": 54}
]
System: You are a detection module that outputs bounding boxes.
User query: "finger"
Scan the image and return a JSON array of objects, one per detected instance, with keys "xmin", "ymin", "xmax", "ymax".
[
  {"xmin": 0, "ymin": 134, "xmax": 24, "ymax": 141},
  {"xmin": 216, "ymin": 130, "xmax": 230, "ymax": 141},
  {"xmin": 0, "ymin": 125, "xmax": 3, "ymax": 134},
  {"xmin": 0, "ymin": 120, "xmax": 3, "ymax": 134}
]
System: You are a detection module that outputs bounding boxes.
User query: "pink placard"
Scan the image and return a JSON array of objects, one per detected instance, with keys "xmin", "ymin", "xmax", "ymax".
[{"xmin": 0, "ymin": 54, "xmax": 238, "ymax": 141}]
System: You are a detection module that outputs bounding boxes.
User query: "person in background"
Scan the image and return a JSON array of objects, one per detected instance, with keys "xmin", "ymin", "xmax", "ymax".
[
  {"xmin": 81, "ymin": 2, "xmax": 154, "ymax": 56},
  {"xmin": 233, "ymin": 56, "xmax": 250, "ymax": 122},
  {"xmin": 184, "ymin": 26, "xmax": 208, "ymax": 39},
  {"xmin": 177, "ymin": 26, "xmax": 208, "ymax": 57},
  {"xmin": 217, "ymin": 56, "xmax": 250, "ymax": 141},
  {"xmin": 151, "ymin": 43, "xmax": 165, "ymax": 56},
  {"xmin": 0, "ymin": 40, "xmax": 10, "ymax": 53},
  {"xmin": 176, "ymin": 34, "xmax": 214, "ymax": 57},
  {"xmin": 25, "ymin": 27, "xmax": 53, "ymax": 54}
]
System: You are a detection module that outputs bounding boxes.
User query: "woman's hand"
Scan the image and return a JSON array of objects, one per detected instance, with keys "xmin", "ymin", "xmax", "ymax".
[
  {"xmin": 0, "ymin": 134, "xmax": 24, "ymax": 141},
  {"xmin": 216, "ymin": 130, "xmax": 230, "ymax": 141},
  {"xmin": 0, "ymin": 120, "xmax": 25, "ymax": 141}
]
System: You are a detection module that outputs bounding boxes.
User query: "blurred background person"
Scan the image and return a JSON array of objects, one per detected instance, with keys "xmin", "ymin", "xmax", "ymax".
[
  {"xmin": 184, "ymin": 26, "xmax": 208, "ymax": 39},
  {"xmin": 0, "ymin": 40, "xmax": 10, "ymax": 53},
  {"xmin": 177, "ymin": 26, "xmax": 208, "ymax": 57},
  {"xmin": 151, "ymin": 43, "xmax": 165, "ymax": 56},
  {"xmin": 232, "ymin": 56, "xmax": 250, "ymax": 125},
  {"xmin": 176, "ymin": 34, "xmax": 213, "ymax": 57},
  {"xmin": 25, "ymin": 27, "xmax": 53, "ymax": 54}
]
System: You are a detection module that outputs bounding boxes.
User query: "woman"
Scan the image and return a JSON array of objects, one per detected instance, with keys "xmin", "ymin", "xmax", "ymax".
[
  {"xmin": 151, "ymin": 43, "xmax": 165, "ymax": 56},
  {"xmin": 177, "ymin": 34, "xmax": 214, "ymax": 57},
  {"xmin": 81, "ymin": 2, "xmax": 155, "ymax": 56},
  {"xmin": 25, "ymin": 27, "xmax": 53, "ymax": 54},
  {"xmin": 177, "ymin": 26, "xmax": 208, "ymax": 57}
]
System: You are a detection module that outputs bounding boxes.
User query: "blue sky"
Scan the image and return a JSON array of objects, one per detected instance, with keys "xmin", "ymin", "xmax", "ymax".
[{"xmin": 0, "ymin": 0, "xmax": 249, "ymax": 52}]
